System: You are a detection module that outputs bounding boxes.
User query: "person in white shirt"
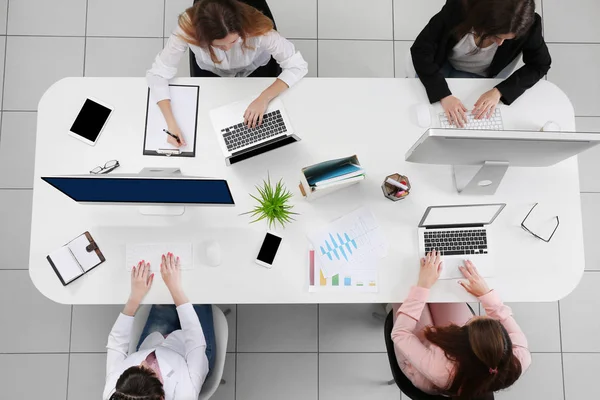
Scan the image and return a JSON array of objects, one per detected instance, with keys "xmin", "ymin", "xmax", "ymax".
[
  {"xmin": 147, "ymin": 0, "xmax": 308, "ymax": 147},
  {"xmin": 104, "ymin": 253, "xmax": 213, "ymax": 400}
]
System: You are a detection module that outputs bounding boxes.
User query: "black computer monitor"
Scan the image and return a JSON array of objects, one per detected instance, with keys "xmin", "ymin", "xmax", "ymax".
[{"xmin": 42, "ymin": 175, "xmax": 235, "ymax": 206}]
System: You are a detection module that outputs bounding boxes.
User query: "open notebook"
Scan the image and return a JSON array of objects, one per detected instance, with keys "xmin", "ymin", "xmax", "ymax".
[
  {"xmin": 47, "ymin": 232, "xmax": 105, "ymax": 285},
  {"xmin": 143, "ymin": 84, "xmax": 199, "ymax": 157}
]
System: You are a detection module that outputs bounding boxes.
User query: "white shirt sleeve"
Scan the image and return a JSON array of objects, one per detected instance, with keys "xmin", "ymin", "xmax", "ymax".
[
  {"xmin": 146, "ymin": 28, "xmax": 190, "ymax": 102},
  {"xmin": 176, "ymin": 303, "xmax": 210, "ymax": 395},
  {"xmin": 259, "ymin": 30, "xmax": 308, "ymax": 88}
]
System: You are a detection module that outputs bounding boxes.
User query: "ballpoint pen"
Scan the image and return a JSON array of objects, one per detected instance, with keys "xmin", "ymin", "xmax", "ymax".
[{"xmin": 163, "ymin": 128, "xmax": 181, "ymax": 144}]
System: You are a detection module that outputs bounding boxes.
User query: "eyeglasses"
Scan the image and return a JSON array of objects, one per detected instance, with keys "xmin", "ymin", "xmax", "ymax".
[
  {"xmin": 90, "ymin": 160, "xmax": 120, "ymax": 175},
  {"xmin": 521, "ymin": 203, "xmax": 559, "ymax": 243}
]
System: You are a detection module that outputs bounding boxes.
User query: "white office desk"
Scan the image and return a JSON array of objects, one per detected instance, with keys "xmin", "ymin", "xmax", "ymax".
[{"xmin": 31, "ymin": 77, "xmax": 584, "ymax": 305}]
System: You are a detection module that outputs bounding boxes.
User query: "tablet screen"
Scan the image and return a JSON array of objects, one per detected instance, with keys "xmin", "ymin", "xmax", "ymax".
[{"xmin": 70, "ymin": 99, "xmax": 112, "ymax": 142}]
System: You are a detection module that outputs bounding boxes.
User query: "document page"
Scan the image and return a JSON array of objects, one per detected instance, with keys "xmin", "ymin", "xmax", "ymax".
[{"xmin": 144, "ymin": 85, "xmax": 198, "ymax": 154}]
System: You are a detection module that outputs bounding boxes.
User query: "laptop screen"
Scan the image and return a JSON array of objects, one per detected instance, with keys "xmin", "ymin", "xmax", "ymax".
[{"xmin": 419, "ymin": 204, "xmax": 505, "ymax": 228}]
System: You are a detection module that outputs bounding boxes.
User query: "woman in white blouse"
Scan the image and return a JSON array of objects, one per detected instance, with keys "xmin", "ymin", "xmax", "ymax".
[
  {"xmin": 147, "ymin": 0, "xmax": 308, "ymax": 147},
  {"xmin": 103, "ymin": 254, "xmax": 212, "ymax": 400}
]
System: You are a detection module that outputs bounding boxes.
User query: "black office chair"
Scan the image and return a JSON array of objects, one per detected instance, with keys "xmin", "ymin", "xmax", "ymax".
[
  {"xmin": 383, "ymin": 308, "xmax": 494, "ymax": 400},
  {"xmin": 189, "ymin": 0, "xmax": 281, "ymax": 77}
]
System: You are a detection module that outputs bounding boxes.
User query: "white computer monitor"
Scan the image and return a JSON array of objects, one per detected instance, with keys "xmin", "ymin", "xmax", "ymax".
[
  {"xmin": 405, "ymin": 129, "xmax": 600, "ymax": 195},
  {"xmin": 42, "ymin": 168, "xmax": 235, "ymax": 215}
]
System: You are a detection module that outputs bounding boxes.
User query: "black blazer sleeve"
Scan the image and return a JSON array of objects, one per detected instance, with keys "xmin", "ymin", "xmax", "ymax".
[
  {"xmin": 495, "ymin": 14, "xmax": 551, "ymax": 105},
  {"xmin": 411, "ymin": 2, "xmax": 455, "ymax": 104}
]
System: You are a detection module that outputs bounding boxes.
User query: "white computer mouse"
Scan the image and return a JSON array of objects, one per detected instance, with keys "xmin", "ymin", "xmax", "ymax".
[
  {"xmin": 205, "ymin": 240, "xmax": 222, "ymax": 267},
  {"xmin": 415, "ymin": 104, "xmax": 432, "ymax": 128}
]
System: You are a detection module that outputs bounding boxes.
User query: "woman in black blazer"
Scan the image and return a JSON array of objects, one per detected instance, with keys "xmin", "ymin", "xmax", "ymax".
[{"xmin": 411, "ymin": 0, "xmax": 551, "ymax": 127}]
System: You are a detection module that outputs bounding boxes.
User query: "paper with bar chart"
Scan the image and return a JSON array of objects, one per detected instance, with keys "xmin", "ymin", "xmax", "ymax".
[{"xmin": 307, "ymin": 207, "xmax": 387, "ymax": 292}]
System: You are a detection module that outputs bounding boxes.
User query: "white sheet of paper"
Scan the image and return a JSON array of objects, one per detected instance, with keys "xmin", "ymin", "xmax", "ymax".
[
  {"xmin": 145, "ymin": 85, "xmax": 198, "ymax": 154},
  {"xmin": 126, "ymin": 243, "xmax": 194, "ymax": 276},
  {"xmin": 49, "ymin": 246, "xmax": 83, "ymax": 284},
  {"xmin": 68, "ymin": 234, "xmax": 101, "ymax": 272},
  {"xmin": 307, "ymin": 207, "xmax": 388, "ymax": 278}
]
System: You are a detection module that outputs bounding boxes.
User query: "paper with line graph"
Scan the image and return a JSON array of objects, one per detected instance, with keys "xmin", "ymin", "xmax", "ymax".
[{"xmin": 307, "ymin": 207, "xmax": 388, "ymax": 279}]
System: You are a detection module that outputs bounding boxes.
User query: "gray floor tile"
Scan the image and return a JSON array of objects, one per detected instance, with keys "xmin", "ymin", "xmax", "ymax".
[
  {"xmin": 0, "ymin": 112, "xmax": 37, "ymax": 188},
  {"xmin": 7, "ymin": 0, "xmax": 86, "ymax": 36},
  {"xmin": 319, "ymin": 0, "xmax": 393, "ymax": 40},
  {"xmin": 320, "ymin": 353, "xmax": 400, "ymax": 400},
  {"xmin": 237, "ymin": 304, "xmax": 317, "ymax": 352},
  {"xmin": 0, "ymin": 354, "xmax": 68, "ymax": 400},
  {"xmin": 87, "ymin": 0, "xmax": 164, "ymax": 37},
  {"xmin": 581, "ymin": 193, "xmax": 600, "ymax": 270},
  {"xmin": 0, "ymin": 37, "xmax": 5, "ymax": 106},
  {"xmin": 563, "ymin": 353, "xmax": 600, "ymax": 400},
  {"xmin": 236, "ymin": 353, "xmax": 318, "ymax": 400},
  {"xmin": 85, "ymin": 37, "xmax": 163, "ymax": 77},
  {"xmin": 216, "ymin": 304, "xmax": 236, "ymax": 353},
  {"xmin": 165, "ymin": 0, "xmax": 193, "ymax": 36},
  {"xmin": 319, "ymin": 304, "xmax": 386, "ymax": 352},
  {"xmin": 4, "ymin": 36, "xmax": 84, "ymax": 111},
  {"xmin": 71, "ymin": 305, "xmax": 122, "ymax": 352},
  {"xmin": 496, "ymin": 353, "xmax": 564, "ymax": 400},
  {"xmin": 544, "ymin": 0, "xmax": 600, "ymax": 42},
  {"xmin": 393, "ymin": 0, "xmax": 445, "ymax": 40},
  {"xmin": 269, "ymin": 0, "xmax": 317, "ymax": 39},
  {"xmin": 394, "ymin": 41, "xmax": 414, "ymax": 78},
  {"xmin": 576, "ymin": 117, "xmax": 600, "ymax": 193},
  {"xmin": 0, "ymin": 270, "xmax": 71, "ymax": 352},
  {"xmin": 318, "ymin": 40, "xmax": 394, "ymax": 77},
  {"xmin": 0, "ymin": 0, "xmax": 7, "ymax": 34},
  {"xmin": 547, "ymin": 44, "xmax": 600, "ymax": 117},
  {"xmin": 560, "ymin": 272, "xmax": 600, "ymax": 352},
  {"xmin": 503, "ymin": 302, "xmax": 561, "ymax": 352},
  {"xmin": 0, "ymin": 190, "xmax": 33, "ymax": 269},
  {"xmin": 67, "ymin": 353, "xmax": 106, "ymax": 400},
  {"xmin": 211, "ymin": 353, "xmax": 236, "ymax": 400},
  {"xmin": 289, "ymin": 39, "xmax": 318, "ymax": 77}
]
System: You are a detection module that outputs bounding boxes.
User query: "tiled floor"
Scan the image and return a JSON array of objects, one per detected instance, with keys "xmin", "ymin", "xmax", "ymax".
[{"xmin": 0, "ymin": 0, "xmax": 598, "ymax": 399}]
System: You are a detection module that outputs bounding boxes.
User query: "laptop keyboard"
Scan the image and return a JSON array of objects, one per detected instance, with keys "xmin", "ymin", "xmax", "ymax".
[
  {"xmin": 221, "ymin": 110, "xmax": 288, "ymax": 152},
  {"xmin": 424, "ymin": 229, "xmax": 488, "ymax": 256}
]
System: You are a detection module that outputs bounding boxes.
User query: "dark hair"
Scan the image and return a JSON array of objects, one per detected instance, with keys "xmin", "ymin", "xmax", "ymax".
[
  {"xmin": 109, "ymin": 366, "xmax": 164, "ymax": 400},
  {"xmin": 178, "ymin": 0, "xmax": 274, "ymax": 63},
  {"xmin": 424, "ymin": 318, "xmax": 523, "ymax": 399},
  {"xmin": 455, "ymin": 0, "xmax": 536, "ymax": 46}
]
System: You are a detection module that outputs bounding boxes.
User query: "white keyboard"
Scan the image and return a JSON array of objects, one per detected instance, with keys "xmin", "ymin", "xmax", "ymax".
[{"xmin": 439, "ymin": 108, "xmax": 504, "ymax": 130}]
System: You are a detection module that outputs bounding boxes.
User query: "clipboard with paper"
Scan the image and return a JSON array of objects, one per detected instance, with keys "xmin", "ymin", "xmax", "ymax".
[{"xmin": 143, "ymin": 84, "xmax": 199, "ymax": 157}]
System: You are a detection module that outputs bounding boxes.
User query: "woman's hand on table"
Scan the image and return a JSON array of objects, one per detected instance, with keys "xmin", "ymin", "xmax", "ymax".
[
  {"xmin": 417, "ymin": 249, "xmax": 443, "ymax": 289},
  {"xmin": 166, "ymin": 123, "xmax": 186, "ymax": 147},
  {"xmin": 244, "ymin": 94, "xmax": 269, "ymax": 128},
  {"xmin": 473, "ymin": 88, "xmax": 501, "ymax": 120},
  {"xmin": 441, "ymin": 95, "xmax": 468, "ymax": 127},
  {"xmin": 123, "ymin": 260, "xmax": 154, "ymax": 316},
  {"xmin": 458, "ymin": 260, "xmax": 492, "ymax": 297},
  {"xmin": 161, "ymin": 252, "xmax": 189, "ymax": 306}
]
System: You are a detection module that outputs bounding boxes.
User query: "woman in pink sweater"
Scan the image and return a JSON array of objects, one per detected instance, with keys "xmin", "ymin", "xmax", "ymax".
[{"xmin": 392, "ymin": 250, "xmax": 531, "ymax": 398}]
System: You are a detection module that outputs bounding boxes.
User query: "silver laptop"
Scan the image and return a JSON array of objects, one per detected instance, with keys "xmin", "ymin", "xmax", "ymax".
[
  {"xmin": 418, "ymin": 204, "xmax": 505, "ymax": 279},
  {"xmin": 210, "ymin": 96, "xmax": 301, "ymax": 166}
]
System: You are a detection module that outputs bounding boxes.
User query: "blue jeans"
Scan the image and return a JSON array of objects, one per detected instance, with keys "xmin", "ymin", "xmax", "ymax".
[
  {"xmin": 137, "ymin": 304, "xmax": 216, "ymax": 373},
  {"xmin": 440, "ymin": 62, "xmax": 485, "ymax": 79}
]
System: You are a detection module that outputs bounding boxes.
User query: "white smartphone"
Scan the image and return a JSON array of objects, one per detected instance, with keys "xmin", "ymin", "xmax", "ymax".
[
  {"xmin": 255, "ymin": 231, "xmax": 283, "ymax": 268},
  {"xmin": 67, "ymin": 97, "xmax": 114, "ymax": 146}
]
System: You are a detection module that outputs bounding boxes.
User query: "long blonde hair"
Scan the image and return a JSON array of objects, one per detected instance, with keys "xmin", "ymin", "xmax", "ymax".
[{"xmin": 177, "ymin": 0, "xmax": 274, "ymax": 64}]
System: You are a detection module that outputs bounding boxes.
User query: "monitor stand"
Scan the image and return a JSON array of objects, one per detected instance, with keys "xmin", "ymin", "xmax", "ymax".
[
  {"xmin": 137, "ymin": 167, "xmax": 185, "ymax": 216},
  {"xmin": 453, "ymin": 161, "xmax": 509, "ymax": 195}
]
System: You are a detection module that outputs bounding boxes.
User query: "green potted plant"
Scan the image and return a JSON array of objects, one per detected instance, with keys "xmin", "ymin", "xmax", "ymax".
[{"xmin": 243, "ymin": 175, "xmax": 298, "ymax": 229}]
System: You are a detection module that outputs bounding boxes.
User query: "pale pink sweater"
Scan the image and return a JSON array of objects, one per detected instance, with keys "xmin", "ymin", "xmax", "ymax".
[{"xmin": 391, "ymin": 286, "xmax": 532, "ymax": 395}]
